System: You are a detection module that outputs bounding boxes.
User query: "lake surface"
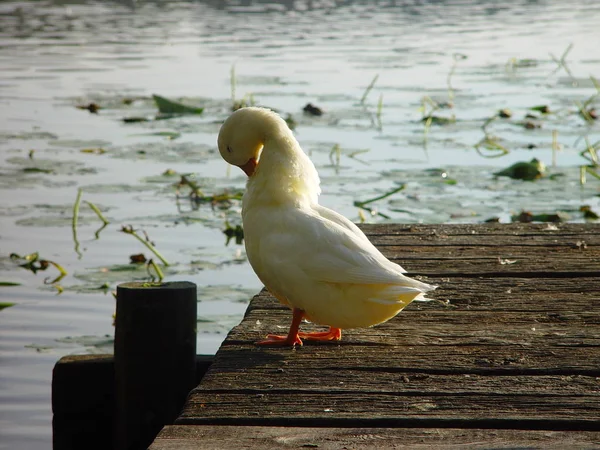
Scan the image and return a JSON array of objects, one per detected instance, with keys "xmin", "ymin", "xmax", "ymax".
[{"xmin": 0, "ymin": 0, "xmax": 599, "ymax": 448}]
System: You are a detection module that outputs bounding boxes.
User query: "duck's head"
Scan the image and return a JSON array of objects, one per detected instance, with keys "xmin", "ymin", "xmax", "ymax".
[{"xmin": 218, "ymin": 107, "xmax": 279, "ymax": 177}]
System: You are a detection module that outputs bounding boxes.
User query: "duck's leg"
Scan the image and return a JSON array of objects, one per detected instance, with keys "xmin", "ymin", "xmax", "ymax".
[
  {"xmin": 299, "ymin": 327, "xmax": 342, "ymax": 341},
  {"xmin": 256, "ymin": 308, "xmax": 305, "ymax": 346}
]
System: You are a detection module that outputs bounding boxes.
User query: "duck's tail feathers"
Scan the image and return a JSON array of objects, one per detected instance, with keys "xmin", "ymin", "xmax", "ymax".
[{"xmin": 367, "ymin": 281, "xmax": 437, "ymax": 306}]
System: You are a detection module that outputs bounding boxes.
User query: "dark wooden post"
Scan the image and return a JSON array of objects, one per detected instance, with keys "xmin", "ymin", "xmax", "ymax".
[{"xmin": 114, "ymin": 281, "xmax": 197, "ymax": 450}]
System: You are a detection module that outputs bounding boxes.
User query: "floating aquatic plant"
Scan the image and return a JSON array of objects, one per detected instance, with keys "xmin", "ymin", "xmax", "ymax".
[
  {"xmin": 329, "ymin": 144, "xmax": 341, "ymax": 169},
  {"xmin": 512, "ymin": 211, "xmax": 569, "ymax": 223},
  {"xmin": 552, "ymin": 130, "xmax": 560, "ymax": 167},
  {"xmin": 120, "ymin": 226, "xmax": 170, "ymax": 266},
  {"xmin": 85, "ymin": 200, "xmax": 110, "ymax": 227},
  {"xmin": 72, "ymin": 189, "xmax": 83, "ymax": 258},
  {"xmin": 129, "ymin": 253, "xmax": 147, "ymax": 264},
  {"xmin": 122, "ymin": 116, "xmax": 150, "ymax": 123},
  {"xmin": 575, "ymin": 76, "xmax": 600, "ymax": 123},
  {"xmin": 420, "ymin": 96, "xmax": 455, "ymax": 150},
  {"xmin": 285, "ymin": 114, "xmax": 297, "ymax": 130},
  {"xmin": 176, "ymin": 175, "xmax": 243, "ymax": 208},
  {"xmin": 474, "ymin": 135, "xmax": 510, "ymax": 158},
  {"xmin": 230, "ymin": 64, "xmax": 237, "ymax": 106},
  {"xmin": 230, "ymin": 65, "xmax": 258, "ymax": 111},
  {"xmin": 580, "ymin": 205, "xmax": 599, "ymax": 220},
  {"xmin": 152, "ymin": 94, "xmax": 204, "ymax": 115},
  {"xmin": 376, "ymin": 94, "xmax": 383, "ymax": 131},
  {"xmin": 505, "ymin": 57, "xmax": 537, "ymax": 71},
  {"xmin": 72, "ymin": 189, "xmax": 111, "ymax": 254},
  {"xmin": 80, "ymin": 148, "xmax": 107, "ymax": 154},
  {"xmin": 447, "ymin": 53, "xmax": 467, "ymax": 102},
  {"xmin": 10, "ymin": 252, "xmax": 67, "ymax": 291},
  {"xmin": 530, "ymin": 105, "xmax": 551, "ymax": 114},
  {"xmin": 76, "ymin": 102, "xmax": 100, "ymax": 113},
  {"xmin": 303, "ymin": 103, "xmax": 323, "ymax": 116},
  {"xmin": 498, "ymin": 109, "xmax": 512, "ymax": 119},
  {"xmin": 360, "ymin": 74, "xmax": 379, "ymax": 105},
  {"xmin": 548, "ymin": 43, "xmax": 576, "ymax": 84},
  {"xmin": 494, "ymin": 158, "xmax": 546, "ymax": 181},
  {"xmin": 353, "ymin": 184, "xmax": 405, "ymax": 219},
  {"xmin": 146, "ymin": 259, "xmax": 165, "ymax": 282},
  {"xmin": 578, "ymin": 138, "xmax": 600, "ymax": 185},
  {"xmin": 223, "ymin": 220, "xmax": 244, "ymax": 246}
]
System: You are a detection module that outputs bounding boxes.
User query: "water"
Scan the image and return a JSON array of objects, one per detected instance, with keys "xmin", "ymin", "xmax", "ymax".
[{"xmin": 0, "ymin": 0, "xmax": 599, "ymax": 448}]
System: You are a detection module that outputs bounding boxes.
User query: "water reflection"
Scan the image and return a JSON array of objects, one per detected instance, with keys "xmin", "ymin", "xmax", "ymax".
[{"xmin": 0, "ymin": 1, "xmax": 599, "ymax": 449}]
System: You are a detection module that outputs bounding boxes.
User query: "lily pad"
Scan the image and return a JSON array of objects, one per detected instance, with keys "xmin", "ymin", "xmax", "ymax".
[
  {"xmin": 152, "ymin": 94, "xmax": 204, "ymax": 115},
  {"xmin": 6, "ymin": 157, "xmax": 97, "ymax": 176}
]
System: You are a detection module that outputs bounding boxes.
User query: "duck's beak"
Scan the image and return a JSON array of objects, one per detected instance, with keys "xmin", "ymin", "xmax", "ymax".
[{"xmin": 240, "ymin": 157, "xmax": 258, "ymax": 177}]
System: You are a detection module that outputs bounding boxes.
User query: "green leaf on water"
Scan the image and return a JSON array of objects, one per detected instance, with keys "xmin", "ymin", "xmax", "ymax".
[
  {"xmin": 0, "ymin": 302, "xmax": 16, "ymax": 311},
  {"xmin": 148, "ymin": 131, "xmax": 181, "ymax": 139},
  {"xmin": 421, "ymin": 115, "xmax": 456, "ymax": 125},
  {"xmin": 152, "ymin": 94, "xmax": 204, "ymax": 115},
  {"xmin": 122, "ymin": 116, "xmax": 150, "ymax": 123},
  {"xmin": 580, "ymin": 205, "xmax": 599, "ymax": 220},
  {"xmin": 494, "ymin": 158, "xmax": 546, "ymax": 181},
  {"xmin": 23, "ymin": 167, "xmax": 53, "ymax": 174},
  {"xmin": 0, "ymin": 281, "xmax": 21, "ymax": 286},
  {"xmin": 530, "ymin": 105, "xmax": 551, "ymax": 114}
]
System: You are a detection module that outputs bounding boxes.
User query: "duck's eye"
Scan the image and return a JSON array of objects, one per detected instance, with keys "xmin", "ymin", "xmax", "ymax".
[{"xmin": 226, "ymin": 145, "xmax": 233, "ymax": 153}]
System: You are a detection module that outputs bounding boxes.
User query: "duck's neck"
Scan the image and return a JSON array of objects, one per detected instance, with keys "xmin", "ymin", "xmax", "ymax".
[{"xmin": 244, "ymin": 130, "xmax": 321, "ymax": 209}]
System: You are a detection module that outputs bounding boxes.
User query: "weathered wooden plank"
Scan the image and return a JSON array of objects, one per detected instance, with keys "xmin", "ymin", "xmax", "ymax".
[
  {"xmin": 385, "ymin": 249, "xmax": 599, "ymax": 276},
  {"xmin": 370, "ymin": 234, "xmax": 599, "ymax": 248},
  {"xmin": 175, "ymin": 224, "xmax": 600, "ymax": 437},
  {"xmin": 246, "ymin": 277, "xmax": 600, "ymax": 314},
  {"xmin": 191, "ymin": 369, "xmax": 599, "ymax": 397},
  {"xmin": 386, "ymin": 246, "xmax": 597, "ymax": 258},
  {"xmin": 369, "ymin": 232, "xmax": 599, "ymax": 246},
  {"xmin": 394, "ymin": 260, "xmax": 599, "ymax": 277},
  {"xmin": 359, "ymin": 223, "xmax": 600, "ymax": 237},
  {"xmin": 179, "ymin": 390, "xmax": 600, "ymax": 429},
  {"xmin": 150, "ymin": 425, "xmax": 600, "ymax": 450},
  {"xmin": 181, "ymin": 305, "xmax": 600, "ymax": 427},
  {"xmin": 362, "ymin": 224, "xmax": 600, "ymax": 275},
  {"xmin": 349, "ymin": 224, "xmax": 600, "ymax": 275},
  {"xmin": 191, "ymin": 314, "xmax": 600, "ymax": 377}
]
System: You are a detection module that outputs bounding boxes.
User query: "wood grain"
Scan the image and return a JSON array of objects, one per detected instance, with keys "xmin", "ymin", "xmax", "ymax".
[
  {"xmin": 150, "ymin": 425, "xmax": 600, "ymax": 450},
  {"xmin": 167, "ymin": 224, "xmax": 600, "ymax": 447}
]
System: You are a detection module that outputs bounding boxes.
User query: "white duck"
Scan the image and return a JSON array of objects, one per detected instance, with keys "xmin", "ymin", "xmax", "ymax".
[{"xmin": 218, "ymin": 107, "xmax": 436, "ymax": 346}]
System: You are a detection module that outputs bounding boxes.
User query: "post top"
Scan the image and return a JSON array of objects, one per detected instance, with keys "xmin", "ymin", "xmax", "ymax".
[{"xmin": 117, "ymin": 281, "xmax": 196, "ymax": 291}]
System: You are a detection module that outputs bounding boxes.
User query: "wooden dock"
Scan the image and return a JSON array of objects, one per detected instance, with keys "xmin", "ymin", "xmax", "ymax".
[{"xmin": 150, "ymin": 223, "xmax": 600, "ymax": 449}]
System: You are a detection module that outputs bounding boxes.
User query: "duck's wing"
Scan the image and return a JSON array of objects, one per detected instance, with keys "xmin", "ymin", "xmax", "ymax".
[
  {"xmin": 257, "ymin": 204, "xmax": 428, "ymax": 291},
  {"xmin": 312, "ymin": 204, "xmax": 406, "ymax": 273},
  {"xmin": 306, "ymin": 204, "xmax": 431, "ymax": 289}
]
